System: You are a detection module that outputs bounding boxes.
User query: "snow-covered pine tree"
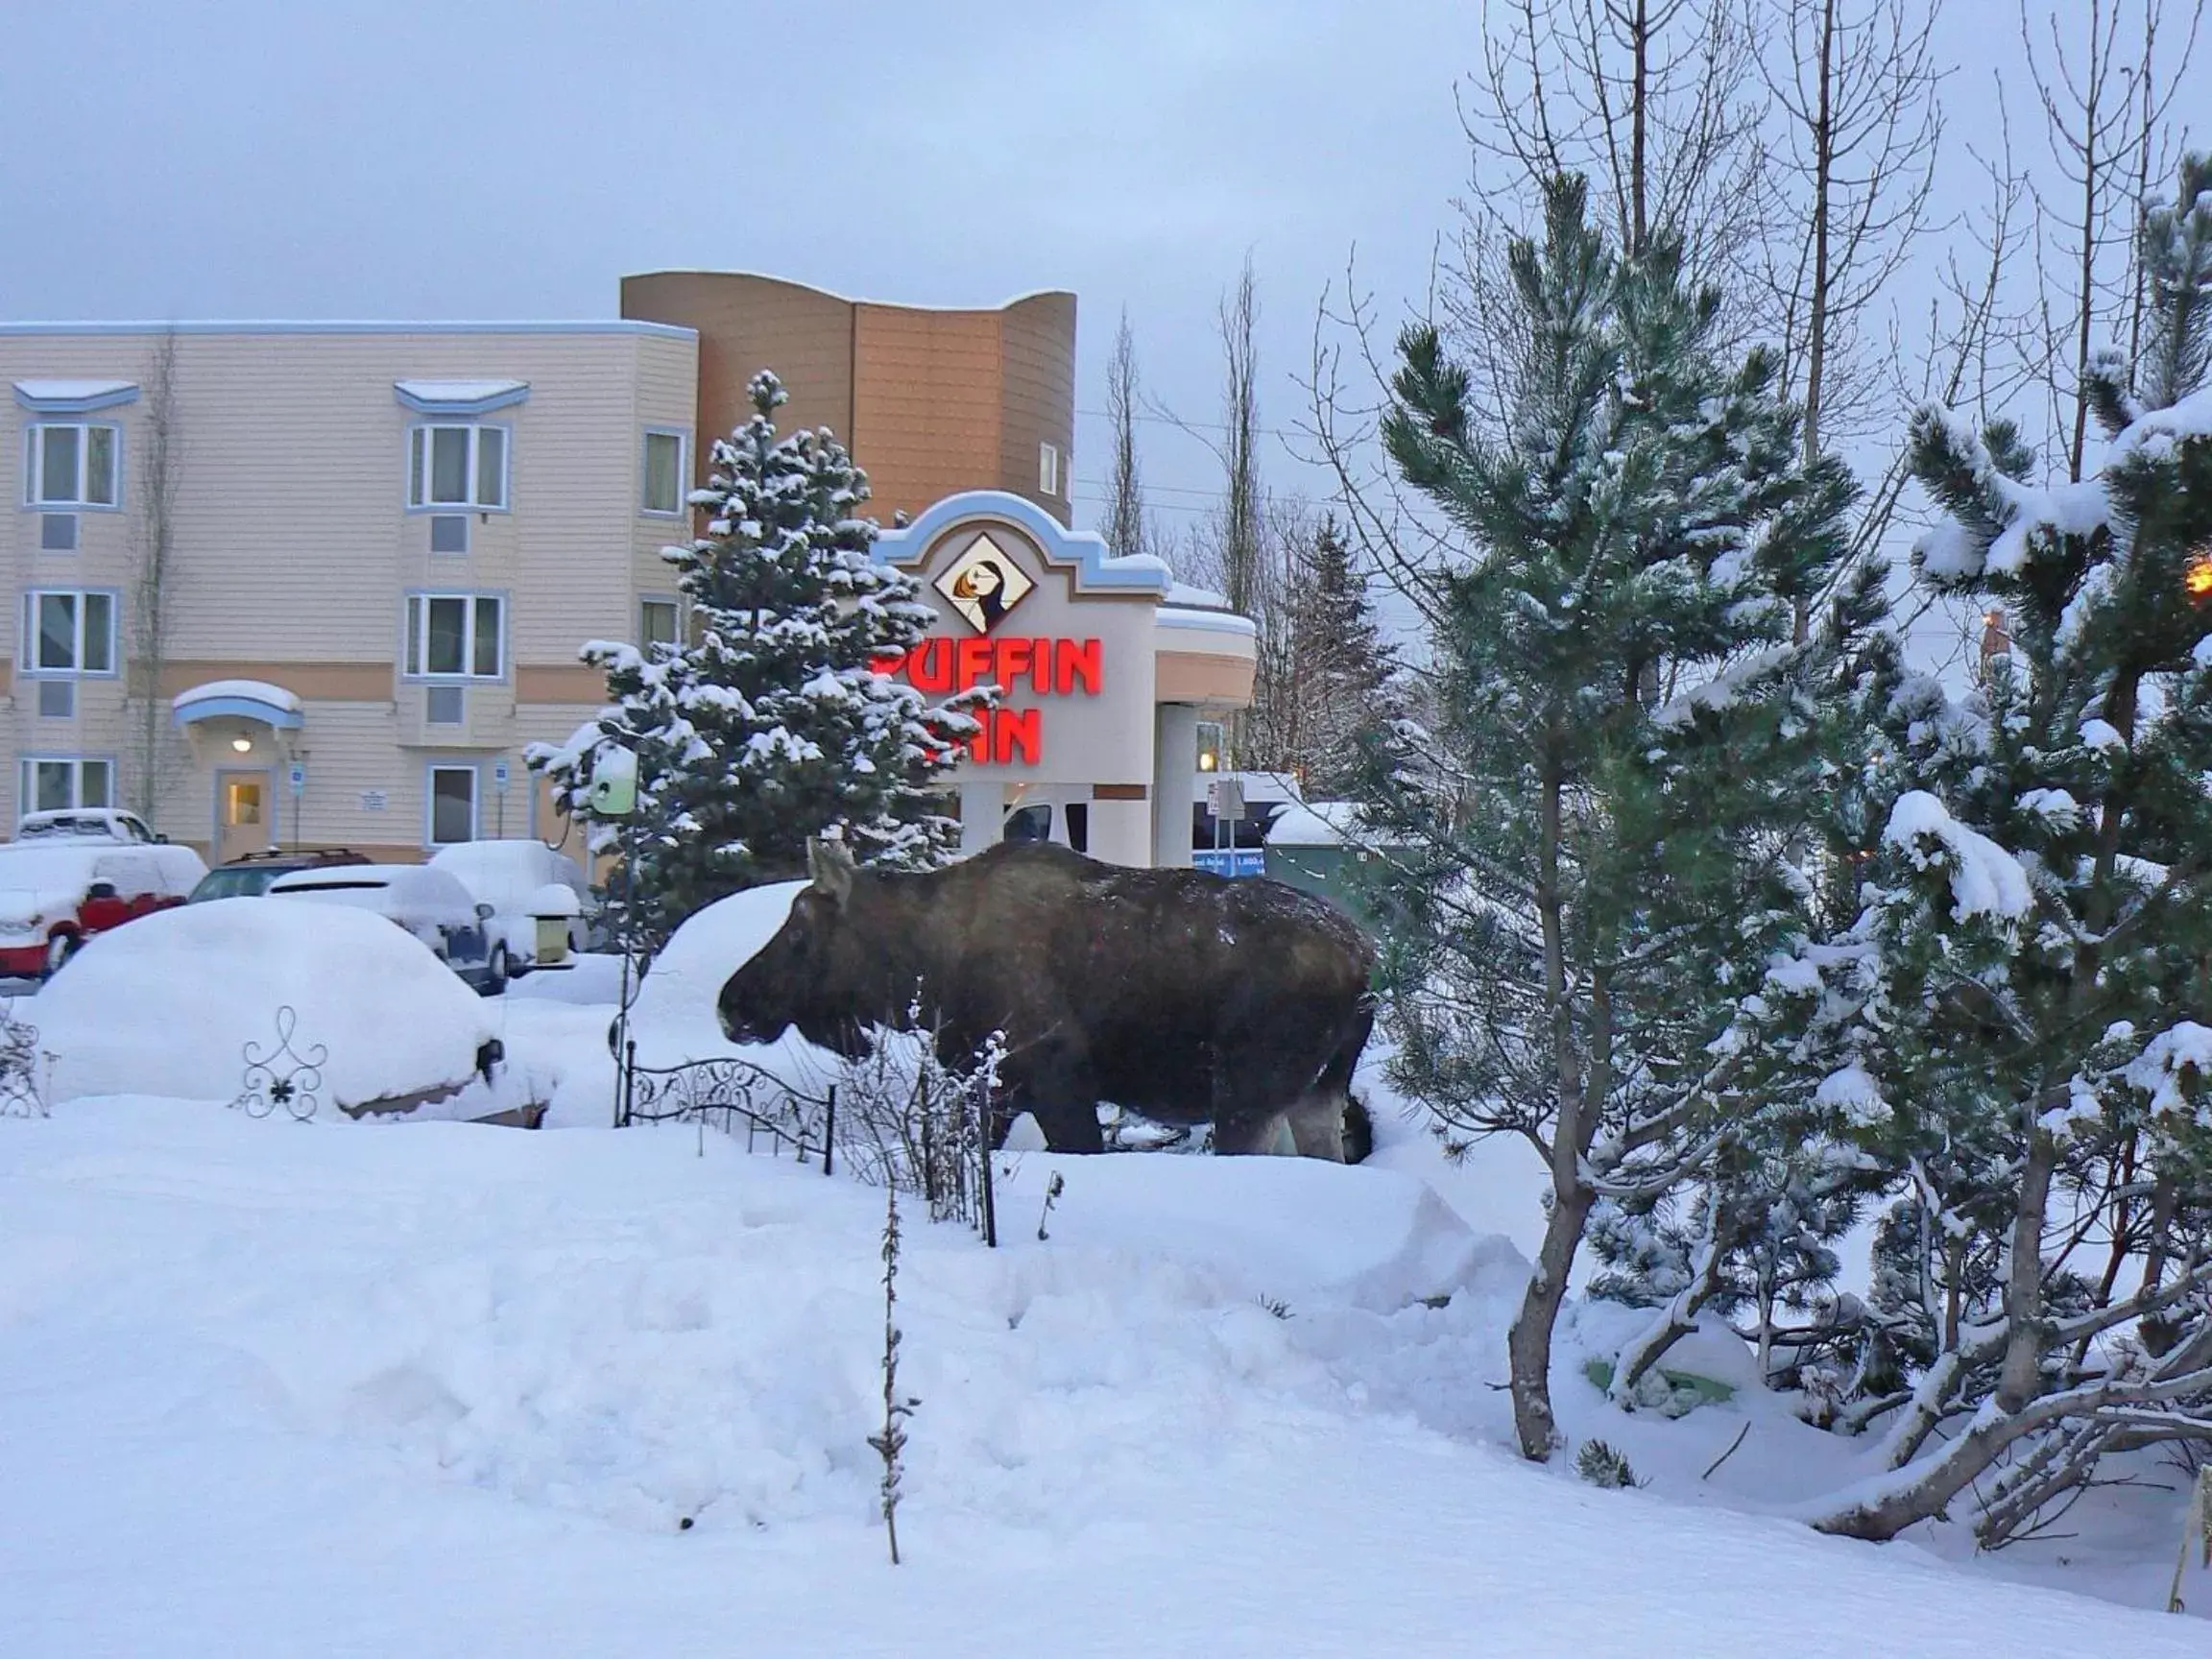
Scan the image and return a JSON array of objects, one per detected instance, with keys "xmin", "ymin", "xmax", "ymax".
[
  {"xmin": 1285, "ymin": 514, "xmax": 1397, "ymax": 799},
  {"xmin": 531, "ymin": 373, "xmax": 983, "ymax": 948},
  {"xmin": 1356, "ymin": 173, "xmax": 1860, "ymax": 1461},
  {"xmin": 1799, "ymin": 155, "xmax": 2212, "ymax": 1544}
]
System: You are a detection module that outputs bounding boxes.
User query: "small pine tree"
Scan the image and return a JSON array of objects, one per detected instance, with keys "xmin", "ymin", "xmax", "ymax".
[
  {"xmin": 1353, "ymin": 173, "xmax": 1863, "ymax": 1461},
  {"xmin": 532, "ymin": 373, "xmax": 983, "ymax": 947},
  {"xmin": 1801, "ymin": 155, "xmax": 2212, "ymax": 1544}
]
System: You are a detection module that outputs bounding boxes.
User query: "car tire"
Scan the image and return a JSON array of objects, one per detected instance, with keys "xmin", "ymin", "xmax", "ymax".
[
  {"xmin": 43, "ymin": 931, "xmax": 79, "ymax": 977},
  {"xmin": 484, "ymin": 945, "xmax": 510, "ymax": 997}
]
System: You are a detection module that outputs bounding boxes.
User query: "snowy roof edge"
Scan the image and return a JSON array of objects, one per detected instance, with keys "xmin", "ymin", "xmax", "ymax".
[{"xmin": 0, "ymin": 320, "xmax": 697, "ymax": 341}]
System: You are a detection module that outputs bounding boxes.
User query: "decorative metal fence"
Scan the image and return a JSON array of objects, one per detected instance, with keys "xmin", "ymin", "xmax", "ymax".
[
  {"xmin": 617, "ymin": 1042, "xmax": 839, "ymax": 1172},
  {"xmin": 0, "ymin": 1004, "xmax": 46, "ymax": 1118},
  {"xmin": 614, "ymin": 1039, "xmax": 998, "ymax": 1246}
]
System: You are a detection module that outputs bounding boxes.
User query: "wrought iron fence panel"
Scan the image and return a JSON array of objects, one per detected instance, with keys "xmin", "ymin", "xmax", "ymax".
[
  {"xmin": 0, "ymin": 1003, "xmax": 46, "ymax": 1118},
  {"xmin": 233, "ymin": 1005, "xmax": 325, "ymax": 1122}
]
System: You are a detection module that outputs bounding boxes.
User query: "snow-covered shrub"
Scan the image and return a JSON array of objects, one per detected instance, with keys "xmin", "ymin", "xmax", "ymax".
[
  {"xmin": 1574, "ymin": 1439, "xmax": 1643, "ymax": 1490},
  {"xmin": 830, "ymin": 1006, "xmax": 1005, "ymax": 1236}
]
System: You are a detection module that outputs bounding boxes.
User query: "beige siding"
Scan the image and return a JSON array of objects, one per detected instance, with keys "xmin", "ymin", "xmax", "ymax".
[{"xmin": 0, "ymin": 323, "xmax": 695, "ymax": 846}]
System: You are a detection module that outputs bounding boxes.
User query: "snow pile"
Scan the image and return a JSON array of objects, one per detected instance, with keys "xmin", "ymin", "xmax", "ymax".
[
  {"xmin": 6, "ymin": 1103, "xmax": 2208, "ymax": 1653},
  {"xmin": 37, "ymin": 899, "xmax": 498, "ymax": 1115},
  {"xmin": 1882, "ymin": 790, "xmax": 2032, "ymax": 921},
  {"xmin": 624, "ymin": 880, "xmax": 809, "ymax": 1067},
  {"xmin": 1264, "ymin": 801, "xmax": 1365, "ymax": 847}
]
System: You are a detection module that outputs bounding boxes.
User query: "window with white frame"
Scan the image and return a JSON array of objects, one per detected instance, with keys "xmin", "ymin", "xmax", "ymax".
[
  {"xmin": 26, "ymin": 423, "xmax": 119, "ymax": 507},
  {"xmin": 642, "ymin": 429, "xmax": 687, "ymax": 516},
  {"xmin": 404, "ymin": 592, "xmax": 503, "ymax": 679},
  {"xmin": 19, "ymin": 757, "xmax": 112, "ymax": 813},
  {"xmin": 407, "ymin": 423, "xmax": 507, "ymax": 510},
  {"xmin": 640, "ymin": 598, "xmax": 680, "ymax": 650},
  {"xmin": 428, "ymin": 765, "xmax": 477, "ymax": 846},
  {"xmin": 22, "ymin": 589, "xmax": 116, "ymax": 675},
  {"xmin": 1038, "ymin": 441, "xmax": 1062, "ymax": 497}
]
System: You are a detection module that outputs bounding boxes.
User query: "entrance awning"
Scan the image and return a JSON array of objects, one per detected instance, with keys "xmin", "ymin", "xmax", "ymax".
[{"xmin": 172, "ymin": 679, "xmax": 304, "ymax": 730}]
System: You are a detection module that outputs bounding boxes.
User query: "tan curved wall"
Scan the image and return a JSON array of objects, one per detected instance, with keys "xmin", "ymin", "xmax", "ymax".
[{"xmin": 622, "ymin": 272, "xmax": 1076, "ymax": 526}]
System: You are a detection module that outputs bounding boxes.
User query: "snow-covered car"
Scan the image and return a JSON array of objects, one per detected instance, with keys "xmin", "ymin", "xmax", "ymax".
[
  {"xmin": 266, "ymin": 863, "xmax": 503, "ymax": 993},
  {"xmin": 37, "ymin": 897, "xmax": 507, "ymax": 1118},
  {"xmin": 428, "ymin": 841, "xmax": 596, "ymax": 981},
  {"xmin": 0, "ymin": 843, "xmax": 208, "ymax": 976},
  {"xmin": 12, "ymin": 806, "xmax": 163, "ymax": 845}
]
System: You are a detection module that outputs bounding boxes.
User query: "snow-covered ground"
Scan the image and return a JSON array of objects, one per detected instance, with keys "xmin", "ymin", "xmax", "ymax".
[{"xmin": 7, "ymin": 1057, "xmax": 2212, "ymax": 1654}]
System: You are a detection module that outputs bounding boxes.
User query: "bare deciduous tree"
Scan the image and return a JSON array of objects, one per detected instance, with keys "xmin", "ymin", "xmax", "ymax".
[
  {"xmin": 2023, "ymin": 0, "xmax": 2204, "ymax": 480},
  {"xmin": 1101, "ymin": 309, "xmax": 1152, "ymax": 562},
  {"xmin": 1759, "ymin": 0, "xmax": 1946, "ymax": 471},
  {"xmin": 127, "ymin": 329, "xmax": 185, "ymax": 827}
]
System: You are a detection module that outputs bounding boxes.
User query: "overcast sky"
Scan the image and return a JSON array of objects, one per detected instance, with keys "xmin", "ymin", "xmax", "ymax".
[{"xmin": 3, "ymin": 0, "xmax": 2205, "ymax": 639}]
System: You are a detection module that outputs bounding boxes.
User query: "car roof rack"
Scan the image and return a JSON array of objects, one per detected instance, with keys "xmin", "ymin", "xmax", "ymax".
[{"xmin": 224, "ymin": 847, "xmax": 367, "ymax": 865}]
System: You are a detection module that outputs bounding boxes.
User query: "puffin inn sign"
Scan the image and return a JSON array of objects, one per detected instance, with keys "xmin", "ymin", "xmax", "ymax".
[{"xmin": 870, "ymin": 493, "xmax": 1257, "ymax": 870}]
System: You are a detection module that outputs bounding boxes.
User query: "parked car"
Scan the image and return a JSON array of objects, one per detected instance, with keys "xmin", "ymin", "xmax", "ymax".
[
  {"xmin": 12, "ymin": 807, "xmax": 164, "ymax": 845},
  {"xmin": 188, "ymin": 848, "xmax": 371, "ymax": 902},
  {"xmin": 266, "ymin": 863, "xmax": 504, "ymax": 993},
  {"xmin": 428, "ymin": 841, "xmax": 596, "ymax": 981},
  {"xmin": 0, "ymin": 843, "xmax": 210, "ymax": 977}
]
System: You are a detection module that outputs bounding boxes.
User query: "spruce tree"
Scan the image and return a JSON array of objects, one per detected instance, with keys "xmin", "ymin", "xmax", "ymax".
[
  {"xmin": 1285, "ymin": 515, "xmax": 1397, "ymax": 798},
  {"xmin": 532, "ymin": 373, "xmax": 982, "ymax": 948},
  {"xmin": 1796, "ymin": 155, "xmax": 2212, "ymax": 1544},
  {"xmin": 1354, "ymin": 174, "xmax": 1860, "ymax": 1460}
]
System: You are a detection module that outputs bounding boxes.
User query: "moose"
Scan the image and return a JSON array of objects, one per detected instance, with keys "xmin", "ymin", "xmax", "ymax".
[{"xmin": 717, "ymin": 838, "xmax": 1377, "ymax": 1159}]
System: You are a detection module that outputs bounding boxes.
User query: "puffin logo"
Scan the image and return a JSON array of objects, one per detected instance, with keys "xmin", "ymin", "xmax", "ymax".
[{"xmin": 934, "ymin": 534, "xmax": 1034, "ymax": 635}]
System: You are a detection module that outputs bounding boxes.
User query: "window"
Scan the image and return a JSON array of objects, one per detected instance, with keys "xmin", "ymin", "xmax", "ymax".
[
  {"xmin": 642, "ymin": 430, "xmax": 687, "ymax": 516},
  {"xmin": 407, "ymin": 423, "xmax": 507, "ymax": 510},
  {"xmin": 26, "ymin": 423, "xmax": 119, "ymax": 507},
  {"xmin": 1038, "ymin": 441, "xmax": 1062, "ymax": 497},
  {"xmin": 1196, "ymin": 720, "xmax": 1227, "ymax": 775},
  {"xmin": 19, "ymin": 757, "xmax": 112, "ymax": 813},
  {"xmin": 404, "ymin": 592, "xmax": 503, "ymax": 679},
  {"xmin": 428, "ymin": 765, "xmax": 477, "ymax": 846},
  {"xmin": 641, "ymin": 598, "xmax": 680, "ymax": 650},
  {"xmin": 22, "ymin": 589, "xmax": 116, "ymax": 675}
]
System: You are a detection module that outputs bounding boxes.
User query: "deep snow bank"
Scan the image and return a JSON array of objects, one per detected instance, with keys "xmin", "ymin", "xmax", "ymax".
[{"xmin": 4, "ymin": 1102, "xmax": 2207, "ymax": 1656}]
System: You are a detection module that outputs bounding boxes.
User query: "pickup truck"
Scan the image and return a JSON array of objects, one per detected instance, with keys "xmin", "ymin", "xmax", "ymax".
[{"xmin": 0, "ymin": 844, "xmax": 209, "ymax": 976}]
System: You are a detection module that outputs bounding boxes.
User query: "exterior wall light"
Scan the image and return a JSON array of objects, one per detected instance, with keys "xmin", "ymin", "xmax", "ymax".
[{"xmin": 231, "ymin": 736, "xmax": 253, "ymax": 753}]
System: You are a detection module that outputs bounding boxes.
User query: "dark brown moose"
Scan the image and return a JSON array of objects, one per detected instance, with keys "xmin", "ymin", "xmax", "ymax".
[{"xmin": 716, "ymin": 838, "xmax": 1377, "ymax": 1159}]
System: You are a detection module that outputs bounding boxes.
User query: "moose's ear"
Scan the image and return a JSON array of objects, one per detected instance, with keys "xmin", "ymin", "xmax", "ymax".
[{"xmin": 806, "ymin": 836, "xmax": 855, "ymax": 908}]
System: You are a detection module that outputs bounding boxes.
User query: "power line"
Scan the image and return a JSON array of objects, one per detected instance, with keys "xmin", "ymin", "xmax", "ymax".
[{"xmin": 1075, "ymin": 406, "xmax": 1307, "ymax": 442}]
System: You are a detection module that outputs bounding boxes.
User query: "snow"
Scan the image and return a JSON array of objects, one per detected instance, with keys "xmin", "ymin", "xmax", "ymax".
[
  {"xmin": 1264, "ymin": 801, "xmax": 1365, "ymax": 846},
  {"xmin": 429, "ymin": 840, "xmax": 589, "ymax": 913},
  {"xmin": 392, "ymin": 376, "xmax": 529, "ymax": 407},
  {"xmin": 2125, "ymin": 1022, "xmax": 2212, "ymax": 1123},
  {"xmin": 623, "ymin": 880, "xmax": 806, "ymax": 1066},
  {"xmin": 268, "ymin": 861, "xmax": 478, "ymax": 928},
  {"xmin": 1984, "ymin": 474, "xmax": 2108, "ymax": 575},
  {"xmin": 1883, "ymin": 790, "xmax": 2033, "ymax": 921},
  {"xmin": 11, "ymin": 376, "xmax": 136, "ymax": 403},
  {"xmin": 35, "ymin": 899, "xmax": 498, "ymax": 1116},
  {"xmin": 169, "ymin": 678, "xmax": 303, "ymax": 715},
  {"xmin": 2113, "ymin": 383, "xmax": 2212, "ymax": 453},
  {"xmin": 2081, "ymin": 717, "xmax": 2128, "ymax": 751},
  {"xmin": 7, "ymin": 1099, "xmax": 2212, "ymax": 1653}
]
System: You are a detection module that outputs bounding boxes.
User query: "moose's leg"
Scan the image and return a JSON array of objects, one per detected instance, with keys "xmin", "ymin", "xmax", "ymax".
[
  {"xmin": 1005, "ymin": 1040, "xmax": 1106, "ymax": 1154},
  {"xmin": 1213, "ymin": 1111, "xmax": 1295, "ymax": 1156},
  {"xmin": 1281, "ymin": 998, "xmax": 1376, "ymax": 1162},
  {"xmin": 1284, "ymin": 1094, "xmax": 1349, "ymax": 1163}
]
